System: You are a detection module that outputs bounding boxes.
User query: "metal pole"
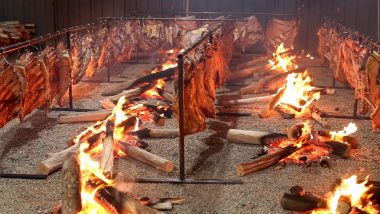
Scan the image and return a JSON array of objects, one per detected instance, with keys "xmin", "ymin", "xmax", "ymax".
[
  {"xmin": 378, "ymin": 0, "xmax": 380, "ymax": 41},
  {"xmin": 66, "ymin": 31, "xmax": 73, "ymax": 109},
  {"xmin": 106, "ymin": 20, "xmax": 111, "ymax": 82},
  {"xmin": 177, "ymin": 53, "xmax": 185, "ymax": 181},
  {"xmin": 353, "ymin": 99, "xmax": 358, "ymax": 118}
]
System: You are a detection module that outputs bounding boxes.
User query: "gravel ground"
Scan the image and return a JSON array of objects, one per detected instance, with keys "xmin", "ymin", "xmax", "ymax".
[{"xmin": 0, "ymin": 56, "xmax": 379, "ymax": 214}]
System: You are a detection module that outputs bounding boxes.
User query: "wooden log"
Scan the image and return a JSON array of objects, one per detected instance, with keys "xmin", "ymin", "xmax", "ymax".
[
  {"xmin": 101, "ymin": 81, "xmax": 133, "ymax": 96},
  {"xmin": 156, "ymin": 88, "xmax": 174, "ymax": 103},
  {"xmin": 226, "ymin": 63, "xmax": 272, "ymax": 82},
  {"xmin": 104, "ymin": 187, "xmax": 161, "ymax": 214},
  {"xmin": 324, "ymin": 140, "xmax": 351, "ymax": 158},
  {"xmin": 100, "ymin": 135, "xmax": 114, "ymax": 176},
  {"xmin": 236, "ymin": 145, "xmax": 300, "ymax": 176},
  {"xmin": 275, "ymin": 105, "xmax": 295, "ymax": 119},
  {"xmin": 226, "ymin": 129, "xmax": 286, "ymax": 145},
  {"xmin": 58, "ymin": 110, "xmax": 112, "ymax": 124},
  {"xmin": 101, "ymin": 99, "xmax": 116, "ymax": 110},
  {"xmin": 132, "ymin": 128, "xmax": 179, "ymax": 138},
  {"xmin": 234, "ymin": 55, "xmax": 271, "ymax": 70},
  {"xmin": 311, "ymin": 111, "xmax": 331, "ymax": 129},
  {"xmin": 287, "ymin": 123, "xmax": 306, "ymax": 141},
  {"xmin": 280, "ymin": 193, "xmax": 327, "ymax": 212},
  {"xmin": 239, "ymin": 67, "xmax": 305, "ymax": 95},
  {"xmin": 125, "ymin": 67, "xmax": 177, "ymax": 90},
  {"xmin": 119, "ymin": 142, "xmax": 174, "ymax": 172},
  {"xmin": 311, "ymin": 87, "xmax": 336, "ymax": 95},
  {"xmin": 110, "ymin": 85, "xmax": 152, "ymax": 103},
  {"xmin": 218, "ymin": 94, "xmax": 275, "ymax": 106},
  {"xmin": 62, "ymin": 154, "xmax": 81, "ymax": 214},
  {"xmin": 258, "ymin": 87, "xmax": 286, "ymax": 118},
  {"xmin": 149, "ymin": 202, "xmax": 173, "ymax": 211},
  {"xmin": 38, "ymin": 143, "xmax": 80, "ymax": 175}
]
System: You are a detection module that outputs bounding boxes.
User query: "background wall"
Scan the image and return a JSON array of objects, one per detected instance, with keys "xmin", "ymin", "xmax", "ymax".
[{"xmin": 0, "ymin": 0, "xmax": 378, "ymax": 52}]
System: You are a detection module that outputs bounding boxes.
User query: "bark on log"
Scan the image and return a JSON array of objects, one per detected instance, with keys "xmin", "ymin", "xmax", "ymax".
[
  {"xmin": 119, "ymin": 142, "xmax": 174, "ymax": 172},
  {"xmin": 218, "ymin": 95, "xmax": 275, "ymax": 106},
  {"xmin": 38, "ymin": 143, "xmax": 80, "ymax": 175},
  {"xmin": 58, "ymin": 110, "xmax": 112, "ymax": 124},
  {"xmin": 156, "ymin": 88, "xmax": 174, "ymax": 103},
  {"xmin": 62, "ymin": 154, "xmax": 81, "ymax": 214},
  {"xmin": 275, "ymin": 105, "xmax": 295, "ymax": 119},
  {"xmin": 258, "ymin": 87, "xmax": 286, "ymax": 118},
  {"xmin": 236, "ymin": 145, "xmax": 299, "ymax": 176},
  {"xmin": 280, "ymin": 193, "xmax": 327, "ymax": 212},
  {"xmin": 239, "ymin": 67, "xmax": 305, "ymax": 95},
  {"xmin": 311, "ymin": 112, "xmax": 331, "ymax": 129},
  {"xmin": 101, "ymin": 99, "xmax": 116, "ymax": 110},
  {"xmin": 110, "ymin": 85, "xmax": 152, "ymax": 103},
  {"xmin": 226, "ymin": 63, "xmax": 272, "ymax": 82},
  {"xmin": 324, "ymin": 140, "xmax": 351, "ymax": 158},
  {"xmin": 234, "ymin": 55, "xmax": 271, "ymax": 70},
  {"xmin": 226, "ymin": 129, "xmax": 285, "ymax": 145},
  {"xmin": 312, "ymin": 87, "xmax": 336, "ymax": 95},
  {"xmin": 132, "ymin": 128, "xmax": 179, "ymax": 138},
  {"xmin": 125, "ymin": 67, "xmax": 177, "ymax": 90}
]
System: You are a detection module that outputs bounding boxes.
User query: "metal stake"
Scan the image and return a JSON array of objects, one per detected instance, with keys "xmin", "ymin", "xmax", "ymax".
[{"xmin": 177, "ymin": 53, "xmax": 185, "ymax": 181}]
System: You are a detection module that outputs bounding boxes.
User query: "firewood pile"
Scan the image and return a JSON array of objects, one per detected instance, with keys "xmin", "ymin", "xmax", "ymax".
[
  {"xmin": 317, "ymin": 20, "xmax": 380, "ymax": 131},
  {"xmin": 227, "ymin": 121, "xmax": 358, "ymax": 176},
  {"xmin": 0, "ymin": 21, "xmax": 35, "ymax": 47}
]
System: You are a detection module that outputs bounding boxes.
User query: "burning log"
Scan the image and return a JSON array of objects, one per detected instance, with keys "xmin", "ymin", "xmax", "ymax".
[
  {"xmin": 125, "ymin": 66, "xmax": 177, "ymax": 90},
  {"xmin": 234, "ymin": 54, "xmax": 271, "ymax": 70},
  {"xmin": 156, "ymin": 88, "xmax": 174, "ymax": 103},
  {"xmin": 280, "ymin": 193, "xmax": 327, "ymax": 212},
  {"xmin": 275, "ymin": 105, "xmax": 295, "ymax": 119},
  {"xmin": 132, "ymin": 128, "xmax": 179, "ymax": 138},
  {"xmin": 101, "ymin": 99, "xmax": 116, "ymax": 110},
  {"xmin": 226, "ymin": 63, "xmax": 272, "ymax": 82},
  {"xmin": 287, "ymin": 122, "xmax": 309, "ymax": 141},
  {"xmin": 324, "ymin": 141, "xmax": 351, "ymax": 158},
  {"xmin": 39, "ymin": 143, "xmax": 80, "ymax": 175},
  {"xmin": 226, "ymin": 129, "xmax": 286, "ymax": 145},
  {"xmin": 258, "ymin": 87, "xmax": 286, "ymax": 118},
  {"xmin": 58, "ymin": 110, "xmax": 112, "ymax": 124},
  {"xmin": 218, "ymin": 94, "xmax": 275, "ymax": 106},
  {"xmin": 312, "ymin": 87, "xmax": 336, "ymax": 95},
  {"xmin": 236, "ymin": 144, "xmax": 300, "ymax": 176},
  {"xmin": 239, "ymin": 67, "xmax": 305, "ymax": 95},
  {"xmin": 110, "ymin": 85, "xmax": 153, "ymax": 103},
  {"xmin": 119, "ymin": 142, "xmax": 174, "ymax": 173},
  {"xmin": 100, "ymin": 135, "xmax": 114, "ymax": 176},
  {"xmin": 151, "ymin": 112, "xmax": 165, "ymax": 126},
  {"xmin": 62, "ymin": 154, "xmax": 81, "ymax": 214},
  {"xmin": 311, "ymin": 111, "xmax": 331, "ymax": 129}
]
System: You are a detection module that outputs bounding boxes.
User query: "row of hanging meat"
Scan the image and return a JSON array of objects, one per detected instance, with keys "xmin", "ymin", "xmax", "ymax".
[
  {"xmin": 0, "ymin": 16, "xmax": 297, "ymax": 128},
  {"xmin": 317, "ymin": 21, "xmax": 380, "ymax": 130}
]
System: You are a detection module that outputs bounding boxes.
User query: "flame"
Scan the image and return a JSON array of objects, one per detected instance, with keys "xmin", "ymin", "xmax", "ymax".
[
  {"xmin": 268, "ymin": 43, "xmax": 297, "ymax": 73},
  {"xmin": 275, "ymin": 71, "xmax": 320, "ymax": 114},
  {"xmin": 312, "ymin": 175, "xmax": 379, "ymax": 214},
  {"xmin": 330, "ymin": 122, "xmax": 358, "ymax": 143}
]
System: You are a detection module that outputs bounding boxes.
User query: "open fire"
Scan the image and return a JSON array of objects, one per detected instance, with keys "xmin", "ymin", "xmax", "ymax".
[{"xmin": 268, "ymin": 43, "xmax": 298, "ymax": 72}]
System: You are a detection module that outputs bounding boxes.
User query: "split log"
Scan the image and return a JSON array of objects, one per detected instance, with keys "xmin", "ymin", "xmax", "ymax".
[
  {"xmin": 227, "ymin": 129, "xmax": 286, "ymax": 145},
  {"xmin": 218, "ymin": 94, "xmax": 275, "ymax": 106},
  {"xmin": 236, "ymin": 145, "xmax": 300, "ymax": 176},
  {"xmin": 132, "ymin": 128, "xmax": 179, "ymax": 138},
  {"xmin": 149, "ymin": 202, "xmax": 173, "ymax": 211},
  {"xmin": 38, "ymin": 143, "xmax": 80, "ymax": 175},
  {"xmin": 318, "ymin": 131, "xmax": 359, "ymax": 149},
  {"xmin": 312, "ymin": 87, "xmax": 336, "ymax": 95},
  {"xmin": 125, "ymin": 67, "xmax": 177, "ymax": 90},
  {"xmin": 119, "ymin": 142, "xmax": 174, "ymax": 172},
  {"xmin": 280, "ymin": 193, "xmax": 327, "ymax": 212},
  {"xmin": 324, "ymin": 140, "xmax": 351, "ymax": 158},
  {"xmin": 156, "ymin": 88, "xmax": 174, "ymax": 103},
  {"xmin": 234, "ymin": 55, "xmax": 272, "ymax": 70},
  {"xmin": 104, "ymin": 187, "xmax": 161, "ymax": 214},
  {"xmin": 239, "ymin": 67, "xmax": 305, "ymax": 95},
  {"xmin": 110, "ymin": 85, "xmax": 152, "ymax": 103},
  {"xmin": 62, "ymin": 154, "xmax": 81, "ymax": 214},
  {"xmin": 100, "ymin": 135, "xmax": 114, "ymax": 176},
  {"xmin": 101, "ymin": 80, "xmax": 133, "ymax": 96},
  {"xmin": 226, "ymin": 63, "xmax": 272, "ymax": 82},
  {"xmin": 275, "ymin": 105, "xmax": 295, "ymax": 119},
  {"xmin": 58, "ymin": 110, "xmax": 112, "ymax": 124},
  {"xmin": 258, "ymin": 87, "xmax": 286, "ymax": 118},
  {"xmin": 311, "ymin": 111, "xmax": 331, "ymax": 129},
  {"xmin": 101, "ymin": 99, "xmax": 116, "ymax": 110}
]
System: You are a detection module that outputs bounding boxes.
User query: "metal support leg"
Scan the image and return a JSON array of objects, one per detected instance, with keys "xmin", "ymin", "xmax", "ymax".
[
  {"xmin": 66, "ymin": 31, "xmax": 73, "ymax": 109},
  {"xmin": 177, "ymin": 54, "xmax": 185, "ymax": 181},
  {"xmin": 353, "ymin": 99, "xmax": 358, "ymax": 118}
]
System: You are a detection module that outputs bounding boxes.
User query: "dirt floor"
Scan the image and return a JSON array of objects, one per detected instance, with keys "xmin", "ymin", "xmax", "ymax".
[{"xmin": 0, "ymin": 55, "xmax": 379, "ymax": 214}]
